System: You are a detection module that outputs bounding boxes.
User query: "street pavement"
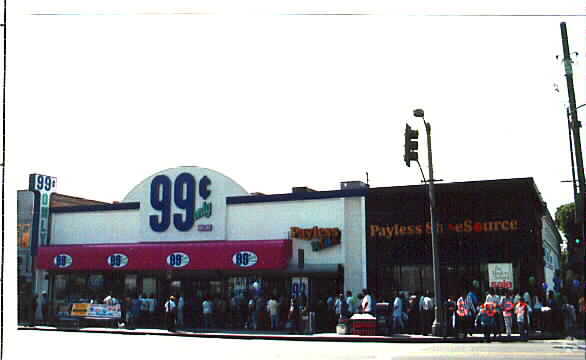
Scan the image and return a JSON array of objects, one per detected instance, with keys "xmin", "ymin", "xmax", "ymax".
[
  {"xmin": 16, "ymin": 323, "xmax": 585, "ymax": 343},
  {"xmin": 8, "ymin": 328, "xmax": 586, "ymax": 360}
]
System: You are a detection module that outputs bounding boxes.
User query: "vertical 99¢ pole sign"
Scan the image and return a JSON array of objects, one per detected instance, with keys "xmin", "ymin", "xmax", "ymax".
[{"xmin": 29, "ymin": 174, "xmax": 57, "ymax": 255}]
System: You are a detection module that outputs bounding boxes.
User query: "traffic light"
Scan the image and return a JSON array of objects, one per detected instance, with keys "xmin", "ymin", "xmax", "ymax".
[{"xmin": 404, "ymin": 124, "xmax": 419, "ymax": 167}]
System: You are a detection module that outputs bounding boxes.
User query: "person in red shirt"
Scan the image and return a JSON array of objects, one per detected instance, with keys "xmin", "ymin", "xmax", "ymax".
[{"xmin": 515, "ymin": 298, "xmax": 529, "ymax": 341}]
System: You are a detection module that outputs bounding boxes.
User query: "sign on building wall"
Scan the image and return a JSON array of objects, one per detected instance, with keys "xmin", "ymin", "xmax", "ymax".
[
  {"xmin": 28, "ymin": 174, "xmax": 57, "ymax": 255},
  {"xmin": 123, "ymin": 167, "xmax": 248, "ymax": 242},
  {"xmin": 290, "ymin": 226, "xmax": 341, "ymax": 251},
  {"xmin": 291, "ymin": 277, "xmax": 309, "ymax": 298},
  {"xmin": 488, "ymin": 263, "xmax": 514, "ymax": 289}
]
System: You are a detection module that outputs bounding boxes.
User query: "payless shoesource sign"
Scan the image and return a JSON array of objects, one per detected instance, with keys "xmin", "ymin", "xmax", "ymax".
[
  {"xmin": 290, "ymin": 226, "xmax": 341, "ymax": 251},
  {"xmin": 370, "ymin": 218, "xmax": 520, "ymax": 240}
]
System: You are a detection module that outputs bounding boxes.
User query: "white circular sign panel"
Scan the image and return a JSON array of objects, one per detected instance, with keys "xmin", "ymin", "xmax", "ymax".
[
  {"xmin": 107, "ymin": 253, "xmax": 129, "ymax": 268},
  {"xmin": 232, "ymin": 251, "xmax": 258, "ymax": 268},
  {"xmin": 54, "ymin": 253, "xmax": 73, "ymax": 268},
  {"xmin": 166, "ymin": 252, "xmax": 190, "ymax": 268}
]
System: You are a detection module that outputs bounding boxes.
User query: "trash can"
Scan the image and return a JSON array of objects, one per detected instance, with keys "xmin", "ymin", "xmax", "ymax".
[{"xmin": 376, "ymin": 302, "xmax": 390, "ymax": 336}]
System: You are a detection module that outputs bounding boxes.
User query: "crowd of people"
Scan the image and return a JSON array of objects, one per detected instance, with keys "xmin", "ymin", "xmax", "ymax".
[
  {"xmin": 26, "ymin": 285, "xmax": 585, "ymax": 339},
  {"xmin": 129, "ymin": 289, "xmax": 377, "ymax": 333},
  {"xmin": 378, "ymin": 287, "xmax": 584, "ymax": 341}
]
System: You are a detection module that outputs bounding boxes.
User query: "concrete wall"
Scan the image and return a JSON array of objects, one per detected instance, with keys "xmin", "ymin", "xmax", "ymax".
[
  {"xmin": 51, "ymin": 210, "xmax": 140, "ymax": 245},
  {"xmin": 227, "ymin": 195, "xmax": 367, "ymax": 293}
]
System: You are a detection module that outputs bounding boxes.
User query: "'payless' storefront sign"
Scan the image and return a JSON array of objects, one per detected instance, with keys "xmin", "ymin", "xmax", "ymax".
[
  {"xmin": 290, "ymin": 226, "xmax": 341, "ymax": 251},
  {"xmin": 370, "ymin": 219, "xmax": 520, "ymax": 239}
]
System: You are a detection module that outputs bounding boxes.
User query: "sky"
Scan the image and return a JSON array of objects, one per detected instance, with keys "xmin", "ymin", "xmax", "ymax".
[
  {"xmin": 3, "ymin": 1, "xmax": 586, "ymax": 357},
  {"xmin": 7, "ymin": 2, "xmax": 586, "ymax": 217}
]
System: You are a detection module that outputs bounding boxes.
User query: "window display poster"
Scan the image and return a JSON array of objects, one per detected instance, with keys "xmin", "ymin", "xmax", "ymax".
[
  {"xmin": 488, "ymin": 263, "xmax": 514, "ymax": 289},
  {"xmin": 71, "ymin": 304, "xmax": 122, "ymax": 319},
  {"xmin": 291, "ymin": 277, "xmax": 308, "ymax": 298}
]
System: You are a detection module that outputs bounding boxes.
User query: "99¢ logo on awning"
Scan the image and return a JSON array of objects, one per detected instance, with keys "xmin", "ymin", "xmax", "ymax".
[
  {"xmin": 167, "ymin": 252, "xmax": 190, "ymax": 268},
  {"xmin": 54, "ymin": 254, "xmax": 73, "ymax": 268},
  {"xmin": 232, "ymin": 251, "xmax": 258, "ymax": 268}
]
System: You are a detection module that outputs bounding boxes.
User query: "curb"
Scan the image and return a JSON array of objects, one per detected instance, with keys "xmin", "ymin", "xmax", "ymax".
[{"xmin": 17, "ymin": 326, "xmax": 568, "ymax": 343}]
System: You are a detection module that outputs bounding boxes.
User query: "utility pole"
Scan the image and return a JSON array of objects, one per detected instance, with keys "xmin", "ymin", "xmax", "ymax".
[{"xmin": 561, "ymin": 22, "xmax": 586, "ymax": 247}]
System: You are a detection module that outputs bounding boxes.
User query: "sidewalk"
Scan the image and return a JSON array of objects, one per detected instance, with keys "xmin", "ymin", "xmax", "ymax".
[{"xmin": 18, "ymin": 324, "xmax": 581, "ymax": 343}]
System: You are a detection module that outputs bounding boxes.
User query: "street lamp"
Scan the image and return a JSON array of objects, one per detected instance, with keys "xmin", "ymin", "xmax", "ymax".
[{"xmin": 412, "ymin": 109, "xmax": 445, "ymax": 337}]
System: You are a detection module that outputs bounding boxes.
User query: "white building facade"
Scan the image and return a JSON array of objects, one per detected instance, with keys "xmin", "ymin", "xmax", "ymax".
[{"xmin": 37, "ymin": 166, "xmax": 367, "ymax": 312}]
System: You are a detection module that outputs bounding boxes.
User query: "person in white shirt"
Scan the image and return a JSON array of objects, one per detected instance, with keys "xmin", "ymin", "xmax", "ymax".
[
  {"xmin": 361, "ymin": 289, "xmax": 374, "ymax": 315},
  {"xmin": 485, "ymin": 289, "xmax": 497, "ymax": 304},
  {"xmin": 392, "ymin": 293, "xmax": 406, "ymax": 332},
  {"xmin": 419, "ymin": 292, "xmax": 434, "ymax": 336},
  {"xmin": 176, "ymin": 295, "xmax": 185, "ymax": 328},
  {"xmin": 267, "ymin": 297, "xmax": 280, "ymax": 329},
  {"xmin": 164, "ymin": 296, "xmax": 177, "ymax": 331}
]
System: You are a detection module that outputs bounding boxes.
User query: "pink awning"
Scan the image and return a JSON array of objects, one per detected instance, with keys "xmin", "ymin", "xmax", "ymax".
[{"xmin": 36, "ymin": 239, "xmax": 291, "ymax": 271}]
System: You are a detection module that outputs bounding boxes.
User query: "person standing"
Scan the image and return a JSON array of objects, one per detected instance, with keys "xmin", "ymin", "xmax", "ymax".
[
  {"xmin": 392, "ymin": 292, "xmax": 406, "ymax": 333},
  {"xmin": 287, "ymin": 297, "xmax": 301, "ymax": 334},
  {"xmin": 419, "ymin": 291, "xmax": 434, "ymax": 336},
  {"xmin": 176, "ymin": 294, "xmax": 185, "ymax": 329},
  {"xmin": 561, "ymin": 297, "xmax": 576, "ymax": 339},
  {"xmin": 255, "ymin": 295, "xmax": 267, "ymax": 330},
  {"xmin": 164, "ymin": 296, "xmax": 177, "ymax": 332},
  {"xmin": 483, "ymin": 298, "xmax": 498, "ymax": 340},
  {"xmin": 147, "ymin": 294, "xmax": 157, "ymax": 327},
  {"xmin": 31, "ymin": 295, "xmax": 38, "ymax": 326},
  {"xmin": 128, "ymin": 295, "xmax": 141, "ymax": 330},
  {"xmin": 346, "ymin": 291, "xmax": 358, "ymax": 317},
  {"xmin": 407, "ymin": 295, "xmax": 420, "ymax": 334},
  {"xmin": 485, "ymin": 289, "xmax": 497, "ymax": 304},
  {"xmin": 475, "ymin": 304, "xmax": 494, "ymax": 343},
  {"xmin": 267, "ymin": 297, "xmax": 280, "ymax": 330},
  {"xmin": 501, "ymin": 291, "xmax": 515, "ymax": 337},
  {"xmin": 532, "ymin": 293, "xmax": 543, "ymax": 332},
  {"xmin": 138, "ymin": 294, "xmax": 147, "ymax": 327},
  {"xmin": 202, "ymin": 296, "xmax": 214, "ymax": 329},
  {"xmin": 455, "ymin": 293, "xmax": 470, "ymax": 338},
  {"xmin": 445, "ymin": 297, "xmax": 457, "ymax": 337},
  {"xmin": 577, "ymin": 294, "xmax": 585, "ymax": 334},
  {"xmin": 361, "ymin": 289, "xmax": 374, "ymax": 315},
  {"xmin": 515, "ymin": 297, "xmax": 529, "ymax": 341},
  {"xmin": 35, "ymin": 292, "xmax": 48, "ymax": 325},
  {"xmin": 466, "ymin": 288, "xmax": 479, "ymax": 313}
]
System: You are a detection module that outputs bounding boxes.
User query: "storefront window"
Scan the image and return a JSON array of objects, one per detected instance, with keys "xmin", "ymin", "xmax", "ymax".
[
  {"xmin": 64, "ymin": 273, "xmax": 88, "ymax": 302},
  {"xmin": 420, "ymin": 265, "xmax": 433, "ymax": 293},
  {"xmin": 88, "ymin": 274, "xmax": 105, "ymax": 300},
  {"xmin": 142, "ymin": 277, "xmax": 156, "ymax": 297},
  {"xmin": 209, "ymin": 281, "xmax": 223, "ymax": 297},
  {"xmin": 401, "ymin": 265, "xmax": 421, "ymax": 292},
  {"xmin": 54, "ymin": 274, "xmax": 67, "ymax": 301},
  {"xmin": 125, "ymin": 274, "xmax": 137, "ymax": 296},
  {"xmin": 228, "ymin": 277, "xmax": 262, "ymax": 297},
  {"xmin": 229, "ymin": 277, "xmax": 247, "ymax": 296}
]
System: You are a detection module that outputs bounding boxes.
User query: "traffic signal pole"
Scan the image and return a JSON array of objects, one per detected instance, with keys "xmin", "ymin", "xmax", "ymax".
[
  {"xmin": 424, "ymin": 121, "xmax": 444, "ymax": 338},
  {"xmin": 406, "ymin": 109, "xmax": 445, "ymax": 337},
  {"xmin": 561, "ymin": 22, "xmax": 586, "ymax": 246}
]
